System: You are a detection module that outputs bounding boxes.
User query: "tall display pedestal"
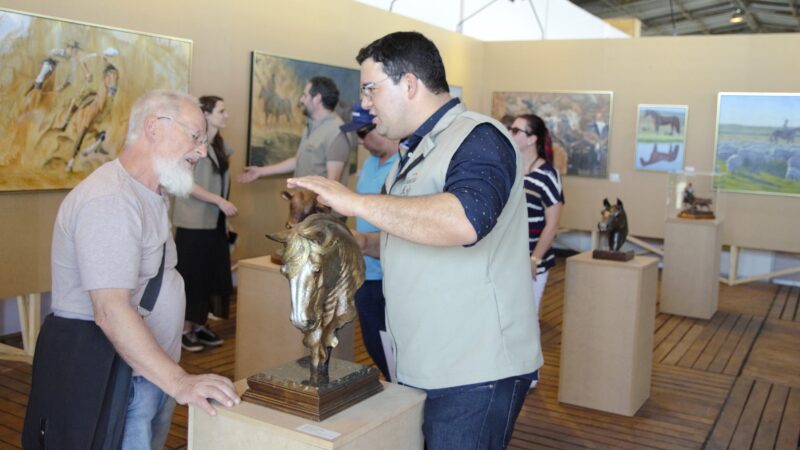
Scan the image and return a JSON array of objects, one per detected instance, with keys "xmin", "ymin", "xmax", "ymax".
[
  {"xmin": 661, "ymin": 218, "xmax": 722, "ymax": 320},
  {"xmin": 188, "ymin": 380, "xmax": 425, "ymax": 450},
  {"xmin": 559, "ymin": 252, "xmax": 658, "ymax": 416},
  {"xmin": 235, "ymin": 256, "xmax": 354, "ymax": 380}
]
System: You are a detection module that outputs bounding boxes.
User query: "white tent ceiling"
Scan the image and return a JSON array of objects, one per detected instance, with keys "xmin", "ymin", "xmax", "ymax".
[{"xmin": 354, "ymin": 0, "xmax": 630, "ymax": 41}]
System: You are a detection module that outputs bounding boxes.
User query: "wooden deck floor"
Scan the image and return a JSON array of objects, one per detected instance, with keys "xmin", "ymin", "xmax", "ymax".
[{"xmin": 0, "ymin": 260, "xmax": 798, "ymax": 449}]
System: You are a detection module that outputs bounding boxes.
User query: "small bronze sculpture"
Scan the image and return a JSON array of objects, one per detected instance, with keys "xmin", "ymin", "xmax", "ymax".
[
  {"xmin": 593, "ymin": 198, "xmax": 634, "ymax": 261},
  {"xmin": 269, "ymin": 213, "xmax": 365, "ymax": 384},
  {"xmin": 678, "ymin": 183, "xmax": 715, "ymax": 219}
]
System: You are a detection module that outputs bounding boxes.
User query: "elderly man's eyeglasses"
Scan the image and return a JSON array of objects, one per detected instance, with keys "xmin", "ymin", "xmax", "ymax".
[
  {"xmin": 356, "ymin": 123, "xmax": 376, "ymax": 139},
  {"xmin": 360, "ymin": 77, "xmax": 391, "ymax": 99},
  {"xmin": 157, "ymin": 116, "xmax": 207, "ymax": 147},
  {"xmin": 510, "ymin": 127, "xmax": 533, "ymax": 137}
]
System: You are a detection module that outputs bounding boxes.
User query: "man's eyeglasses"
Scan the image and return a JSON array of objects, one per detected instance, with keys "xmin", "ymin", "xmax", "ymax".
[
  {"xmin": 360, "ymin": 77, "xmax": 391, "ymax": 99},
  {"xmin": 510, "ymin": 127, "xmax": 532, "ymax": 137},
  {"xmin": 157, "ymin": 116, "xmax": 208, "ymax": 147},
  {"xmin": 356, "ymin": 123, "xmax": 376, "ymax": 139}
]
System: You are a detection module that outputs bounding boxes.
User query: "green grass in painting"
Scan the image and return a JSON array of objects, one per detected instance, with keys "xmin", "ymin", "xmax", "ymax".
[{"xmin": 716, "ymin": 162, "xmax": 800, "ymax": 194}]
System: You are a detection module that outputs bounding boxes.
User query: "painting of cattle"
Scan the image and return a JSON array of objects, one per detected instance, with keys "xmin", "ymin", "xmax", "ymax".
[
  {"xmin": 247, "ymin": 52, "xmax": 359, "ymax": 170},
  {"xmin": 0, "ymin": 8, "xmax": 192, "ymax": 191},
  {"xmin": 635, "ymin": 104, "xmax": 688, "ymax": 172},
  {"xmin": 714, "ymin": 93, "xmax": 800, "ymax": 196},
  {"xmin": 492, "ymin": 91, "xmax": 612, "ymax": 178}
]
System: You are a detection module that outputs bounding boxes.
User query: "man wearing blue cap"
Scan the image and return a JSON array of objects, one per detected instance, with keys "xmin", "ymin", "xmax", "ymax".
[{"xmin": 340, "ymin": 104, "xmax": 399, "ymax": 381}]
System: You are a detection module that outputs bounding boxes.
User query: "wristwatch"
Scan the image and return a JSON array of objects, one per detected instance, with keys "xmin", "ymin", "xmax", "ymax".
[{"xmin": 530, "ymin": 255, "xmax": 542, "ymax": 265}]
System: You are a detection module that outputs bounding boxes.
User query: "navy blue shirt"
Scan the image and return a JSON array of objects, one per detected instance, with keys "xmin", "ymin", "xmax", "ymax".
[{"xmin": 398, "ymin": 99, "xmax": 516, "ymax": 243}]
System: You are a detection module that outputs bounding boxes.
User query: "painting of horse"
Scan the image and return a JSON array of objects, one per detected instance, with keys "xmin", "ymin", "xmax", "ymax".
[
  {"xmin": 644, "ymin": 110, "xmax": 681, "ymax": 135},
  {"xmin": 268, "ymin": 213, "xmax": 365, "ymax": 385},
  {"xmin": 0, "ymin": 8, "xmax": 191, "ymax": 191},
  {"xmin": 714, "ymin": 93, "xmax": 800, "ymax": 196},
  {"xmin": 491, "ymin": 91, "xmax": 612, "ymax": 178},
  {"xmin": 635, "ymin": 104, "xmax": 687, "ymax": 172},
  {"xmin": 247, "ymin": 52, "xmax": 360, "ymax": 171}
]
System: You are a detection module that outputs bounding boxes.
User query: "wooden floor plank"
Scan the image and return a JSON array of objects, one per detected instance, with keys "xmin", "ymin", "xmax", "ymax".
[
  {"xmin": 782, "ymin": 286, "xmax": 798, "ymax": 321},
  {"xmin": 723, "ymin": 316, "xmax": 764, "ymax": 376},
  {"xmin": 776, "ymin": 386, "xmax": 800, "ymax": 450},
  {"xmin": 693, "ymin": 313, "xmax": 740, "ymax": 371},
  {"xmin": 751, "ymin": 383, "xmax": 789, "ymax": 450},
  {"xmin": 728, "ymin": 379, "xmax": 771, "ymax": 449},
  {"xmin": 677, "ymin": 313, "xmax": 727, "ymax": 369},
  {"xmin": 705, "ymin": 376, "xmax": 754, "ymax": 449},
  {"xmin": 768, "ymin": 286, "xmax": 790, "ymax": 321},
  {"xmin": 707, "ymin": 315, "xmax": 751, "ymax": 374}
]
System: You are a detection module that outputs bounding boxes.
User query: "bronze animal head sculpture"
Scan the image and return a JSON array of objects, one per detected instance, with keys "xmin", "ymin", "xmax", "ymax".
[
  {"xmin": 268, "ymin": 213, "xmax": 365, "ymax": 385},
  {"xmin": 281, "ymin": 189, "xmax": 331, "ymax": 229},
  {"xmin": 598, "ymin": 198, "xmax": 628, "ymax": 252}
]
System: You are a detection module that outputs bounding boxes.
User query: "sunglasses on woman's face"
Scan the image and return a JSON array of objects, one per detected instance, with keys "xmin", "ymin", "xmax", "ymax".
[
  {"xmin": 356, "ymin": 123, "xmax": 377, "ymax": 139},
  {"xmin": 510, "ymin": 127, "xmax": 532, "ymax": 136}
]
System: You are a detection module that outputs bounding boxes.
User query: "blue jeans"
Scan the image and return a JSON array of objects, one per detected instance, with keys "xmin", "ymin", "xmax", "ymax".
[
  {"xmin": 122, "ymin": 376, "xmax": 176, "ymax": 450},
  {"xmin": 355, "ymin": 280, "xmax": 390, "ymax": 380},
  {"xmin": 421, "ymin": 372, "xmax": 534, "ymax": 450}
]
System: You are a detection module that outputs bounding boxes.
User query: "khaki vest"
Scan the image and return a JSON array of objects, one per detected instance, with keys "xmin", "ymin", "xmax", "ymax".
[
  {"xmin": 294, "ymin": 114, "xmax": 349, "ymax": 185},
  {"xmin": 380, "ymin": 103, "xmax": 543, "ymax": 389}
]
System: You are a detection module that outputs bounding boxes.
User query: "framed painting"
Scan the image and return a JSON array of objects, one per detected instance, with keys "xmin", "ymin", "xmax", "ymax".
[
  {"xmin": 714, "ymin": 92, "xmax": 800, "ymax": 196},
  {"xmin": 0, "ymin": 8, "xmax": 192, "ymax": 191},
  {"xmin": 492, "ymin": 91, "xmax": 613, "ymax": 178},
  {"xmin": 635, "ymin": 104, "xmax": 688, "ymax": 172},
  {"xmin": 247, "ymin": 52, "xmax": 360, "ymax": 170}
]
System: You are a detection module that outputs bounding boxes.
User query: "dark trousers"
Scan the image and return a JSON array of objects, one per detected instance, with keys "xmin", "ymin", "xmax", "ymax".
[
  {"xmin": 421, "ymin": 372, "xmax": 534, "ymax": 450},
  {"xmin": 354, "ymin": 280, "xmax": 390, "ymax": 380}
]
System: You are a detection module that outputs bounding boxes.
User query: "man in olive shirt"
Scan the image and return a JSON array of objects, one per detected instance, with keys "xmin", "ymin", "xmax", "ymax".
[{"xmin": 238, "ymin": 76, "xmax": 350, "ymax": 184}]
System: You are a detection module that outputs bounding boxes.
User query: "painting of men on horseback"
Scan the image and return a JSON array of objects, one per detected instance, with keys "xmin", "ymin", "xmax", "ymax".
[
  {"xmin": 0, "ymin": 8, "xmax": 191, "ymax": 191},
  {"xmin": 247, "ymin": 52, "xmax": 360, "ymax": 170},
  {"xmin": 714, "ymin": 92, "xmax": 800, "ymax": 196},
  {"xmin": 491, "ymin": 91, "xmax": 612, "ymax": 178},
  {"xmin": 635, "ymin": 104, "xmax": 688, "ymax": 172}
]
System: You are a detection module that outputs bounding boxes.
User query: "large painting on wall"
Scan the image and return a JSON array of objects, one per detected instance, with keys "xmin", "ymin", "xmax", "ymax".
[
  {"xmin": 247, "ymin": 52, "xmax": 359, "ymax": 169},
  {"xmin": 492, "ymin": 91, "xmax": 612, "ymax": 178},
  {"xmin": 635, "ymin": 104, "xmax": 688, "ymax": 172},
  {"xmin": 0, "ymin": 8, "xmax": 192, "ymax": 191},
  {"xmin": 714, "ymin": 93, "xmax": 800, "ymax": 196}
]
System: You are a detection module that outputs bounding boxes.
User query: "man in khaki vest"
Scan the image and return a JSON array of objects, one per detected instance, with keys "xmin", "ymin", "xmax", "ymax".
[{"xmin": 289, "ymin": 32, "xmax": 542, "ymax": 450}]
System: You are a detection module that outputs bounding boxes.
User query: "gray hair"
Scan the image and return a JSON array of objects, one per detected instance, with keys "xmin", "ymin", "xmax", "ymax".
[{"xmin": 125, "ymin": 90, "xmax": 198, "ymax": 146}]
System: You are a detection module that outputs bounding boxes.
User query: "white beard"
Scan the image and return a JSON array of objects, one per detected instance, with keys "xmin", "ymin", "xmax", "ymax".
[{"xmin": 155, "ymin": 157, "xmax": 193, "ymax": 197}]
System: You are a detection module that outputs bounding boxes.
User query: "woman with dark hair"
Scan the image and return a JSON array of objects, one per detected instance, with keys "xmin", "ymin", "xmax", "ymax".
[
  {"xmin": 172, "ymin": 95, "xmax": 237, "ymax": 352},
  {"xmin": 510, "ymin": 114, "xmax": 564, "ymax": 314}
]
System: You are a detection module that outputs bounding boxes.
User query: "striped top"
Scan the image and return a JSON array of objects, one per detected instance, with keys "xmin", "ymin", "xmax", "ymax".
[{"xmin": 524, "ymin": 161, "xmax": 564, "ymax": 275}]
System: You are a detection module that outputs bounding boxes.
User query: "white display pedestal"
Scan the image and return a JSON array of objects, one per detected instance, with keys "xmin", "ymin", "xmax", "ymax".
[
  {"xmin": 235, "ymin": 256, "xmax": 354, "ymax": 380},
  {"xmin": 559, "ymin": 252, "xmax": 658, "ymax": 416},
  {"xmin": 188, "ymin": 380, "xmax": 425, "ymax": 450},
  {"xmin": 661, "ymin": 218, "xmax": 723, "ymax": 319}
]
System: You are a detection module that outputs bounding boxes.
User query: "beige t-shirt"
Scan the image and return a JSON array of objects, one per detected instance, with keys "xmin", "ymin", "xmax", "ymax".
[{"xmin": 51, "ymin": 159, "xmax": 185, "ymax": 365}]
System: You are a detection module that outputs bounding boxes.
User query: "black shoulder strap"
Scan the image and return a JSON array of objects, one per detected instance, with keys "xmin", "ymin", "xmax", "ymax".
[{"xmin": 137, "ymin": 243, "xmax": 166, "ymax": 317}]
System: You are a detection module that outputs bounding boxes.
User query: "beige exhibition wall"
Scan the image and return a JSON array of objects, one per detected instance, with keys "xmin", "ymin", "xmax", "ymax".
[
  {"xmin": 482, "ymin": 34, "xmax": 800, "ymax": 253},
  {"xmin": 0, "ymin": 0, "xmax": 486, "ymax": 297}
]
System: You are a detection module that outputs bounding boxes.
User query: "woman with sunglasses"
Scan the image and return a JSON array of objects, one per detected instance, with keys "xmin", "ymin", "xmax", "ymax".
[
  {"xmin": 510, "ymin": 114, "xmax": 564, "ymax": 389},
  {"xmin": 172, "ymin": 95, "xmax": 238, "ymax": 352}
]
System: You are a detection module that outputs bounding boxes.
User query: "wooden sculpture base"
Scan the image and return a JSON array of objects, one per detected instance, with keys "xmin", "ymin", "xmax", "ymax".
[
  {"xmin": 677, "ymin": 210, "xmax": 715, "ymax": 220},
  {"xmin": 592, "ymin": 249, "xmax": 635, "ymax": 261},
  {"xmin": 269, "ymin": 253, "xmax": 283, "ymax": 265},
  {"xmin": 243, "ymin": 356, "xmax": 383, "ymax": 422}
]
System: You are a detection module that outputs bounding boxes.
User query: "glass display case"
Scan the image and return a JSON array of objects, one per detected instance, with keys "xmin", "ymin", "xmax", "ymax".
[{"xmin": 666, "ymin": 171, "xmax": 724, "ymax": 220}]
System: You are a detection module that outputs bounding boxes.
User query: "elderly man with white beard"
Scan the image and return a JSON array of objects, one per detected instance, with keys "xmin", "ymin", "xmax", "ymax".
[{"xmin": 23, "ymin": 90, "xmax": 240, "ymax": 450}]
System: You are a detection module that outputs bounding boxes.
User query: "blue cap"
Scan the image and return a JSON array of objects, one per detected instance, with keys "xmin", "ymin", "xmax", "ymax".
[{"xmin": 340, "ymin": 103, "xmax": 375, "ymax": 132}]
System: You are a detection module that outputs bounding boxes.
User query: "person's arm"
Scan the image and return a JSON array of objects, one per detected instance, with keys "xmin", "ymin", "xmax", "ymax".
[
  {"xmin": 352, "ymin": 231, "xmax": 381, "ymax": 258},
  {"xmin": 288, "ymin": 176, "xmax": 476, "ymax": 247},
  {"xmin": 326, "ymin": 161, "xmax": 345, "ymax": 181},
  {"xmin": 530, "ymin": 203, "xmax": 562, "ymax": 277},
  {"xmin": 237, "ymin": 157, "xmax": 297, "ymax": 183},
  {"xmin": 90, "ymin": 289, "xmax": 240, "ymax": 415},
  {"xmin": 190, "ymin": 183, "xmax": 237, "ymax": 217},
  {"xmin": 325, "ymin": 133, "xmax": 350, "ymax": 181}
]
